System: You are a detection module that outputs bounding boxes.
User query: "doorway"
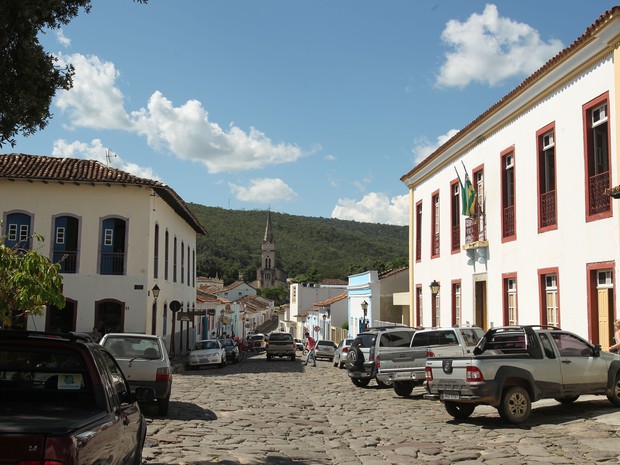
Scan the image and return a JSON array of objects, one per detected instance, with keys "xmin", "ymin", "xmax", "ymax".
[{"xmin": 474, "ymin": 280, "xmax": 488, "ymax": 330}]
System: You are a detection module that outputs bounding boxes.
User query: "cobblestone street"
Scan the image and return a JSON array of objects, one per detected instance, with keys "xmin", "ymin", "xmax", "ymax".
[{"xmin": 142, "ymin": 352, "xmax": 620, "ymax": 465}]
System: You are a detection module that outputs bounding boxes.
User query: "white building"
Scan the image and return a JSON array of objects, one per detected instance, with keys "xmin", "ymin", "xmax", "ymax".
[
  {"xmin": 400, "ymin": 8, "xmax": 620, "ymax": 350},
  {"xmin": 289, "ymin": 281, "xmax": 348, "ymax": 339},
  {"xmin": 0, "ymin": 154, "xmax": 207, "ymax": 354}
]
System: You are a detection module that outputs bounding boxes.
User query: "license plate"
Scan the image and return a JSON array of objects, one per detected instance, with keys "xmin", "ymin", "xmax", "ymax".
[{"xmin": 441, "ymin": 391, "xmax": 460, "ymax": 400}]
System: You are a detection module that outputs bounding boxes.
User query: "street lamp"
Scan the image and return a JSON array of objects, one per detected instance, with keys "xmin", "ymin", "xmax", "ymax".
[
  {"xmin": 430, "ymin": 280, "xmax": 440, "ymax": 327},
  {"xmin": 361, "ymin": 300, "xmax": 368, "ymax": 330},
  {"xmin": 152, "ymin": 284, "xmax": 160, "ymax": 301},
  {"xmin": 429, "ymin": 280, "xmax": 440, "ymax": 296}
]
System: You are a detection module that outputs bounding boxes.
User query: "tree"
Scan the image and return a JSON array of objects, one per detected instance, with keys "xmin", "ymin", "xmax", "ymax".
[
  {"xmin": 0, "ymin": 234, "xmax": 65, "ymax": 328},
  {"xmin": 0, "ymin": 1, "xmax": 147, "ymax": 147}
]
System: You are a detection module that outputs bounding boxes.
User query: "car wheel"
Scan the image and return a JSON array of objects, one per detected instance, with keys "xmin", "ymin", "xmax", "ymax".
[
  {"xmin": 267, "ymin": 354, "xmax": 272, "ymax": 361},
  {"xmin": 338, "ymin": 361, "xmax": 345, "ymax": 369},
  {"xmin": 498, "ymin": 386, "xmax": 531, "ymax": 424},
  {"xmin": 219, "ymin": 357, "xmax": 227, "ymax": 368},
  {"xmin": 333, "ymin": 358, "xmax": 338, "ymax": 367},
  {"xmin": 393, "ymin": 381, "xmax": 414, "ymax": 397},
  {"xmin": 554, "ymin": 395, "xmax": 580, "ymax": 404},
  {"xmin": 291, "ymin": 354, "xmax": 296, "ymax": 361},
  {"xmin": 444, "ymin": 401, "xmax": 475, "ymax": 419},
  {"xmin": 607, "ymin": 371, "xmax": 620, "ymax": 406},
  {"xmin": 376, "ymin": 378, "xmax": 392, "ymax": 389},
  {"xmin": 157, "ymin": 394, "xmax": 170, "ymax": 416},
  {"xmin": 351, "ymin": 377, "xmax": 371, "ymax": 387}
]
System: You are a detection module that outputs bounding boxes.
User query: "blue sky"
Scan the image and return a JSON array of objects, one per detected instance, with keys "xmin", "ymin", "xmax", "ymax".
[{"xmin": 5, "ymin": 1, "xmax": 615, "ymax": 225}]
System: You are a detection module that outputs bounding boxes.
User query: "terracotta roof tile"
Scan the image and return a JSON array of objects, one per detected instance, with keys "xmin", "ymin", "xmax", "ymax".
[{"xmin": 0, "ymin": 153, "xmax": 207, "ymax": 234}]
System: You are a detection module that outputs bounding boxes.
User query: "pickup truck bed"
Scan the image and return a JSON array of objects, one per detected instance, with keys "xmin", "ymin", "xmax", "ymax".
[{"xmin": 424, "ymin": 325, "xmax": 620, "ymax": 424}]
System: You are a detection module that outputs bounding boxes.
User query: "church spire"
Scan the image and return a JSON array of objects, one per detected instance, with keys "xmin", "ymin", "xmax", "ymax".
[{"xmin": 263, "ymin": 210, "xmax": 274, "ymax": 243}]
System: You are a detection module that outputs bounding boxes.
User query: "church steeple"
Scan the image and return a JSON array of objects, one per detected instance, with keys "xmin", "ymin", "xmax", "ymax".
[{"xmin": 263, "ymin": 211, "xmax": 274, "ymax": 243}]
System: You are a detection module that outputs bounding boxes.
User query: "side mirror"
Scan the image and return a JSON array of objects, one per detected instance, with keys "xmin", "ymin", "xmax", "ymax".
[
  {"xmin": 134, "ymin": 386, "xmax": 156, "ymax": 402},
  {"xmin": 593, "ymin": 344, "xmax": 602, "ymax": 357}
]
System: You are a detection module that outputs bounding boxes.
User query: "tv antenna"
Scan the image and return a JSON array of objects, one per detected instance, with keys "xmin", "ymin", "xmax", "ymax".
[{"xmin": 105, "ymin": 149, "xmax": 117, "ymax": 167}]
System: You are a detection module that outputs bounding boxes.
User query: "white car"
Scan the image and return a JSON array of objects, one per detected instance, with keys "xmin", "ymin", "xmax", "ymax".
[
  {"xmin": 333, "ymin": 338, "xmax": 355, "ymax": 368},
  {"xmin": 187, "ymin": 339, "xmax": 227, "ymax": 369}
]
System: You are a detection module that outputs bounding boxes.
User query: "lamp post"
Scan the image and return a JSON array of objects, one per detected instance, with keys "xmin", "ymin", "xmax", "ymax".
[
  {"xmin": 361, "ymin": 300, "xmax": 368, "ymax": 331},
  {"xmin": 322, "ymin": 313, "xmax": 327, "ymax": 339},
  {"xmin": 430, "ymin": 280, "xmax": 440, "ymax": 327},
  {"xmin": 151, "ymin": 285, "xmax": 160, "ymax": 335}
]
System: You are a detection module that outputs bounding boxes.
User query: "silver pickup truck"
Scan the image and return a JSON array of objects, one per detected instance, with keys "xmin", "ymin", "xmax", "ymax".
[
  {"xmin": 376, "ymin": 326, "xmax": 484, "ymax": 397},
  {"xmin": 425, "ymin": 325, "xmax": 620, "ymax": 424}
]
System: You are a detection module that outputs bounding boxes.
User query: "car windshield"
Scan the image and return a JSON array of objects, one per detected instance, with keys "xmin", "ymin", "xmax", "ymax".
[
  {"xmin": 193, "ymin": 341, "xmax": 219, "ymax": 350},
  {"xmin": 219, "ymin": 339, "xmax": 234, "ymax": 347},
  {"xmin": 353, "ymin": 334, "xmax": 376, "ymax": 349},
  {"xmin": 269, "ymin": 333, "xmax": 292, "ymax": 341},
  {"xmin": 103, "ymin": 336, "xmax": 161, "ymax": 359},
  {"xmin": 251, "ymin": 335, "xmax": 264, "ymax": 341}
]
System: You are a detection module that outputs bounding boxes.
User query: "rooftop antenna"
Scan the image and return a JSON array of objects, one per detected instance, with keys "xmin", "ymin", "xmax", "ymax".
[{"xmin": 105, "ymin": 149, "xmax": 117, "ymax": 167}]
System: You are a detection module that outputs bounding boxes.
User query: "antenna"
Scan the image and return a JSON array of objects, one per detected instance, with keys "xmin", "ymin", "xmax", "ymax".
[{"xmin": 105, "ymin": 149, "xmax": 117, "ymax": 167}]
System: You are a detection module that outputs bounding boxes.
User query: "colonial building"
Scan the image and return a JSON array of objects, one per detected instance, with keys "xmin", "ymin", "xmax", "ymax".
[
  {"xmin": 255, "ymin": 211, "xmax": 287, "ymax": 289},
  {"xmin": 0, "ymin": 154, "xmax": 207, "ymax": 351},
  {"xmin": 400, "ymin": 8, "xmax": 620, "ymax": 349}
]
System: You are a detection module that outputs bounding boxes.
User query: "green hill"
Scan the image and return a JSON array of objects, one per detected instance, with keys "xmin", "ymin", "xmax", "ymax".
[{"xmin": 189, "ymin": 204, "xmax": 409, "ymax": 285}]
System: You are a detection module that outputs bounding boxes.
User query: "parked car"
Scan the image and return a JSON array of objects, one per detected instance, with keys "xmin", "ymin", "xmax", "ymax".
[
  {"xmin": 219, "ymin": 338, "xmax": 240, "ymax": 363},
  {"xmin": 0, "ymin": 330, "xmax": 154, "ymax": 464},
  {"xmin": 333, "ymin": 338, "xmax": 355, "ymax": 368},
  {"xmin": 294, "ymin": 338, "xmax": 304, "ymax": 351},
  {"xmin": 251, "ymin": 333, "xmax": 267, "ymax": 351},
  {"xmin": 346, "ymin": 326, "xmax": 416, "ymax": 388},
  {"xmin": 100, "ymin": 332, "xmax": 172, "ymax": 415},
  {"xmin": 316, "ymin": 340, "xmax": 338, "ymax": 361},
  {"xmin": 187, "ymin": 339, "xmax": 227, "ymax": 369}
]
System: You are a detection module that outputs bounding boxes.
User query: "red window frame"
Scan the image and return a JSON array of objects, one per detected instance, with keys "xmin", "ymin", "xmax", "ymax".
[
  {"xmin": 451, "ymin": 279, "xmax": 461, "ymax": 326},
  {"xmin": 415, "ymin": 201, "xmax": 422, "ymax": 262},
  {"xmin": 537, "ymin": 122, "xmax": 558, "ymax": 232},
  {"xmin": 500, "ymin": 146, "xmax": 516, "ymax": 242},
  {"xmin": 431, "ymin": 190, "xmax": 440, "ymax": 259},
  {"xmin": 450, "ymin": 179, "xmax": 460, "ymax": 253},
  {"xmin": 502, "ymin": 273, "xmax": 518, "ymax": 326},
  {"xmin": 538, "ymin": 267, "xmax": 560, "ymax": 327}
]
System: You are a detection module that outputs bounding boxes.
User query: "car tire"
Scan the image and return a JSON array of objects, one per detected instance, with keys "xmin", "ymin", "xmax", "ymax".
[
  {"xmin": 444, "ymin": 401, "xmax": 475, "ymax": 419},
  {"xmin": 157, "ymin": 394, "xmax": 170, "ymax": 416},
  {"xmin": 219, "ymin": 357, "xmax": 227, "ymax": 368},
  {"xmin": 554, "ymin": 395, "xmax": 579, "ymax": 404},
  {"xmin": 498, "ymin": 386, "xmax": 531, "ymax": 424},
  {"xmin": 376, "ymin": 378, "xmax": 392, "ymax": 389},
  {"xmin": 291, "ymin": 354, "xmax": 296, "ymax": 361},
  {"xmin": 266, "ymin": 354, "xmax": 272, "ymax": 361},
  {"xmin": 608, "ymin": 371, "xmax": 620, "ymax": 406},
  {"xmin": 351, "ymin": 377, "xmax": 370, "ymax": 387},
  {"xmin": 393, "ymin": 381, "xmax": 414, "ymax": 397}
]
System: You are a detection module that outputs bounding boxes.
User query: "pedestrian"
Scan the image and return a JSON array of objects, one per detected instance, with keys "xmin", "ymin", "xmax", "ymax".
[
  {"xmin": 91, "ymin": 326, "xmax": 102, "ymax": 342},
  {"xmin": 303, "ymin": 332, "xmax": 317, "ymax": 367},
  {"xmin": 610, "ymin": 320, "xmax": 620, "ymax": 353}
]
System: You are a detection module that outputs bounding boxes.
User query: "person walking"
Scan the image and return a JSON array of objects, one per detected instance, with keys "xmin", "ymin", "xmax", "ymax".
[
  {"xmin": 610, "ymin": 320, "xmax": 620, "ymax": 352},
  {"xmin": 303, "ymin": 332, "xmax": 317, "ymax": 367}
]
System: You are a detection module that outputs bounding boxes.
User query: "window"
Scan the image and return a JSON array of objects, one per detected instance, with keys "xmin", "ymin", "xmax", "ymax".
[
  {"xmin": 450, "ymin": 180, "xmax": 460, "ymax": 252},
  {"xmin": 452, "ymin": 282, "xmax": 461, "ymax": 326},
  {"xmin": 4, "ymin": 212, "xmax": 32, "ymax": 250},
  {"xmin": 415, "ymin": 201, "xmax": 422, "ymax": 262},
  {"xmin": 164, "ymin": 230, "xmax": 169, "ymax": 281},
  {"xmin": 465, "ymin": 166, "xmax": 485, "ymax": 243},
  {"xmin": 584, "ymin": 94, "xmax": 611, "ymax": 220},
  {"xmin": 416, "ymin": 285, "xmax": 423, "ymax": 327},
  {"xmin": 53, "ymin": 216, "xmax": 79, "ymax": 273},
  {"xmin": 501, "ymin": 149, "xmax": 516, "ymax": 240},
  {"xmin": 539, "ymin": 268, "xmax": 559, "ymax": 327},
  {"xmin": 187, "ymin": 244, "xmax": 190, "ymax": 286},
  {"xmin": 154, "ymin": 224, "xmax": 159, "ymax": 279},
  {"xmin": 99, "ymin": 218, "xmax": 126, "ymax": 275},
  {"xmin": 181, "ymin": 241, "xmax": 185, "ymax": 284},
  {"xmin": 504, "ymin": 276, "xmax": 517, "ymax": 325},
  {"xmin": 173, "ymin": 237, "xmax": 177, "ymax": 282},
  {"xmin": 537, "ymin": 124, "xmax": 557, "ymax": 230},
  {"xmin": 431, "ymin": 192, "xmax": 440, "ymax": 258}
]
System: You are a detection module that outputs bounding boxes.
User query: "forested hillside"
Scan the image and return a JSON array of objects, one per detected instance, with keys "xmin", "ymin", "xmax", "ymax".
[{"xmin": 189, "ymin": 204, "xmax": 409, "ymax": 285}]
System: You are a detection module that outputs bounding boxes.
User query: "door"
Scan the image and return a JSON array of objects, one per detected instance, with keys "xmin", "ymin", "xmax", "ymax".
[
  {"xmin": 474, "ymin": 280, "xmax": 487, "ymax": 330},
  {"xmin": 551, "ymin": 332, "xmax": 607, "ymax": 394}
]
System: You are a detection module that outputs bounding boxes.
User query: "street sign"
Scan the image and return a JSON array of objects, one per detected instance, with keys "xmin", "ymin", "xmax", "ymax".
[{"xmin": 314, "ymin": 325, "xmax": 321, "ymax": 332}]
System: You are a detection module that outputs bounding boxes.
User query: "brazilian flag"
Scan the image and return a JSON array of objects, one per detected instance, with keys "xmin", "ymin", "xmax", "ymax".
[{"xmin": 457, "ymin": 166, "xmax": 477, "ymax": 217}]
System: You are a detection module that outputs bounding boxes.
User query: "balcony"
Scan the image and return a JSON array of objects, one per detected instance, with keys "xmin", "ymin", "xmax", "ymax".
[
  {"xmin": 589, "ymin": 171, "xmax": 610, "ymax": 215},
  {"xmin": 463, "ymin": 216, "xmax": 488, "ymax": 250}
]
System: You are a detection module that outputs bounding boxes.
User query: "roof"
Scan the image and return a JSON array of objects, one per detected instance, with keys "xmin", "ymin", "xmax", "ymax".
[
  {"xmin": 215, "ymin": 280, "xmax": 256, "ymax": 293},
  {"xmin": 0, "ymin": 153, "xmax": 207, "ymax": 235},
  {"xmin": 400, "ymin": 6, "xmax": 620, "ymax": 183},
  {"xmin": 313, "ymin": 292, "xmax": 348, "ymax": 307},
  {"xmin": 379, "ymin": 266, "xmax": 408, "ymax": 280}
]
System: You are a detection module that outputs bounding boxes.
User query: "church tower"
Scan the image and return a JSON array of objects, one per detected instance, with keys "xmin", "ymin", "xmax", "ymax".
[{"xmin": 256, "ymin": 211, "xmax": 287, "ymax": 289}]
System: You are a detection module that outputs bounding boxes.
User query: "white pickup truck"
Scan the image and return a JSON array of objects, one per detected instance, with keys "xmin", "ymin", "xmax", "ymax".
[
  {"xmin": 376, "ymin": 326, "xmax": 485, "ymax": 397},
  {"xmin": 424, "ymin": 325, "xmax": 620, "ymax": 424}
]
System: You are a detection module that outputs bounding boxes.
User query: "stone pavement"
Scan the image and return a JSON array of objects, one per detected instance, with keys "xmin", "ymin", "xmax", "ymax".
[{"xmin": 142, "ymin": 352, "xmax": 620, "ymax": 465}]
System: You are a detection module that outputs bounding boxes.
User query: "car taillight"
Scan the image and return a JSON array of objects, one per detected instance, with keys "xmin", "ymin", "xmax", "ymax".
[
  {"xmin": 466, "ymin": 366, "xmax": 484, "ymax": 382},
  {"xmin": 427, "ymin": 350, "xmax": 435, "ymax": 357},
  {"xmin": 342, "ymin": 347, "xmax": 348, "ymax": 353},
  {"xmin": 376, "ymin": 354, "xmax": 381, "ymax": 368},
  {"xmin": 156, "ymin": 367, "xmax": 171, "ymax": 382},
  {"xmin": 425, "ymin": 366, "xmax": 433, "ymax": 381},
  {"xmin": 266, "ymin": 342, "xmax": 270, "ymax": 348}
]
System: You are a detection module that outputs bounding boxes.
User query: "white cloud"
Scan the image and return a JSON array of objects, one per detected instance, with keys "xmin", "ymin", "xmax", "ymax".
[
  {"xmin": 55, "ymin": 54, "xmax": 131, "ymax": 130},
  {"xmin": 228, "ymin": 178, "xmax": 297, "ymax": 203},
  {"xmin": 51, "ymin": 139, "xmax": 160, "ymax": 180},
  {"xmin": 436, "ymin": 4, "xmax": 564, "ymax": 88},
  {"xmin": 131, "ymin": 92, "xmax": 305, "ymax": 173},
  {"xmin": 53, "ymin": 53, "xmax": 306, "ymax": 173},
  {"xmin": 56, "ymin": 29, "xmax": 71, "ymax": 47},
  {"xmin": 412, "ymin": 129, "xmax": 459, "ymax": 165},
  {"xmin": 331, "ymin": 192, "xmax": 409, "ymax": 226}
]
